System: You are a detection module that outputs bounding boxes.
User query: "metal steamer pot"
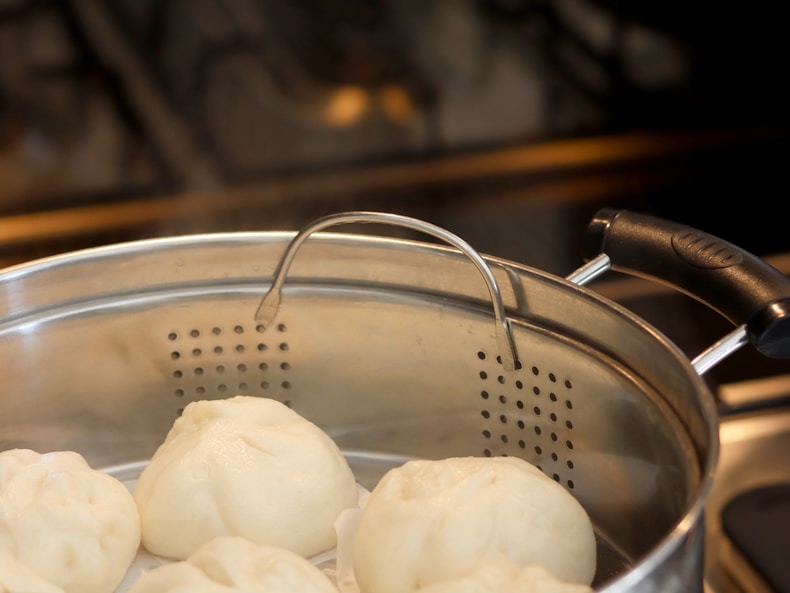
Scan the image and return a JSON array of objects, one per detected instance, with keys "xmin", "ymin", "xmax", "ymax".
[{"xmin": 1, "ymin": 208, "xmax": 789, "ymax": 593}]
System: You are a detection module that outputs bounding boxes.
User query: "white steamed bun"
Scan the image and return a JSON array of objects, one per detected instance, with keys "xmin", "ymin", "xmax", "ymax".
[
  {"xmin": 127, "ymin": 536, "xmax": 339, "ymax": 593},
  {"xmin": 415, "ymin": 559, "xmax": 594, "ymax": 593},
  {"xmin": 0, "ymin": 549, "xmax": 66, "ymax": 593},
  {"xmin": 133, "ymin": 395, "xmax": 359, "ymax": 560},
  {"xmin": 0, "ymin": 448, "xmax": 141, "ymax": 593},
  {"xmin": 351, "ymin": 456, "xmax": 596, "ymax": 593}
]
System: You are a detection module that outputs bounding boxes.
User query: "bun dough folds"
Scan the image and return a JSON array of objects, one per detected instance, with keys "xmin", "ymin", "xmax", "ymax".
[
  {"xmin": 351, "ymin": 456, "xmax": 596, "ymax": 593},
  {"xmin": 133, "ymin": 396, "xmax": 359, "ymax": 560},
  {"xmin": 0, "ymin": 448, "xmax": 140, "ymax": 593},
  {"xmin": 127, "ymin": 536, "xmax": 340, "ymax": 593}
]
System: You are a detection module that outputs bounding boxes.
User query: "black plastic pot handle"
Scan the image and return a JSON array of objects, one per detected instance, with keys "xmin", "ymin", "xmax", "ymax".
[{"xmin": 582, "ymin": 207, "xmax": 790, "ymax": 359}]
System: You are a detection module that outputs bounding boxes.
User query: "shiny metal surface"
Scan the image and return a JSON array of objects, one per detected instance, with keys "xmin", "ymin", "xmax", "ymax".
[
  {"xmin": 566, "ymin": 253, "xmax": 612, "ymax": 286},
  {"xmin": 0, "ymin": 229, "xmax": 719, "ymax": 593},
  {"xmin": 692, "ymin": 327, "xmax": 751, "ymax": 376},
  {"xmin": 256, "ymin": 211, "xmax": 519, "ymax": 370},
  {"xmin": 705, "ymin": 398, "xmax": 790, "ymax": 593},
  {"xmin": 1, "ymin": 3, "xmax": 787, "ymax": 588}
]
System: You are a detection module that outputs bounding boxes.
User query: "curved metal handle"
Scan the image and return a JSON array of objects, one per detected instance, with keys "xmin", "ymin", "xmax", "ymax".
[
  {"xmin": 255, "ymin": 211, "xmax": 520, "ymax": 371},
  {"xmin": 579, "ymin": 207, "xmax": 790, "ymax": 369}
]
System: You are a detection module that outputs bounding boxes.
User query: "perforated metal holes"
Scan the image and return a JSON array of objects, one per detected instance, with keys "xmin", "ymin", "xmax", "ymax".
[
  {"xmin": 477, "ymin": 350, "xmax": 577, "ymax": 489},
  {"xmin": 167, "ymin": 322, "xmax": 292, "ymax": 413}
]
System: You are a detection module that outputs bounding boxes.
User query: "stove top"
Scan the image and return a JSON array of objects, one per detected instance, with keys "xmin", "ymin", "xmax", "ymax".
[{"xmin": 706, "ymin": 395, "xmax": 790, "ymax": 593}]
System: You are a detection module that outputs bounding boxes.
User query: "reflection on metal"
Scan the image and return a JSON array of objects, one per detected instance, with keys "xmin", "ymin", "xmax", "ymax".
[
  {"xmin": 255, "ymin": 211, "xmax": 519, "ymax": 371},
  {"xmin": 566, "ymin": 253, "xmax": 611, "ymax": 285},
  {"xmin": 705, "ymin": 406, "xmax": 790, "ymax": 593},
  {"xmin": 691, "ymin": 327, "xmax": 750, "ymax": 376}
]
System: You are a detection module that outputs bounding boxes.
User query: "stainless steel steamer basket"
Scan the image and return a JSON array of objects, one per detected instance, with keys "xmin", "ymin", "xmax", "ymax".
[{"xmin": 1, "ymin": 209, "xmax": 789, "ymax": 593}]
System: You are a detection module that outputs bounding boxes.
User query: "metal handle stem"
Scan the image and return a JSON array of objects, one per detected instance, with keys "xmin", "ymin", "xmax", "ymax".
[
  {"xmin": 565, "ymin": 253, "xmax": 611, "ymax": 286},
  {"xmin": 691, "ymin": 326, "xmax": 750, "ymax": 375},
  {"xmin": 255, "ymin": 211, "xmax": 519, "ymax": 371},
  {"xmin": 569, "ymin": 252, "xmax": 750, "ymax": 375}
]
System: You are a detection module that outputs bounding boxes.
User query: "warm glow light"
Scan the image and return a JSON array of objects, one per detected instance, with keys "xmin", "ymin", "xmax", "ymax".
[
  {"xmin": 378, "ymin": 85, "xmax": 414, "ymax": 123},
  {"xmin": 324, "ymin": 86, "xmax": 370, "ymax": 126}
]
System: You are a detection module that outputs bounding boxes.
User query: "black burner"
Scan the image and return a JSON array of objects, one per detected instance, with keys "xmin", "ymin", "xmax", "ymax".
[{"xmin": 721, "ymin": 483, "xmax": 790, "ymax": 593}]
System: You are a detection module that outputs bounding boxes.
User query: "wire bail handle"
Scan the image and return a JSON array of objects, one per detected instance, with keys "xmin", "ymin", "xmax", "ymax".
[{"xmin": 255, "ymin": 211, "xmax": 519, "ymax": 371}]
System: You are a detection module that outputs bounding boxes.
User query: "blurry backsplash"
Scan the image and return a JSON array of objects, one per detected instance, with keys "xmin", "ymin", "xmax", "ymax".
[{"xmin": 0, "ymin": 0, "xmax": 788, "ymax": 268}]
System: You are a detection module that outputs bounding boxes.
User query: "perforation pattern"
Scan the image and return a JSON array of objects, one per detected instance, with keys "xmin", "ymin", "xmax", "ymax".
[
  {"xmin": 477, "ymin": 350, "xmax": 578, "ymax": 489},
  {"xmin": 166, "ymin": 321, "xmax": 293, "ymax": 414}
]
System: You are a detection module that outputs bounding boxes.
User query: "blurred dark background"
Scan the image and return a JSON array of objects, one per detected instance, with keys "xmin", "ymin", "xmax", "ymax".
[
  {"xmin": 2, "ymin": 0, "xmax": 789, "ymax": 260},
  {"xmin": 1, "ymin": 0, "xmax": 789, "ymax": 388}
]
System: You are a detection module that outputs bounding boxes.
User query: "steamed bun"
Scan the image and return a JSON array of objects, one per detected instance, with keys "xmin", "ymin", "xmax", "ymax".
[
  {"xmin": 415, "ymin": 559, "xmax": 594, "ymax": 593},
  {"xmin": 0, "ymin": 549, "xmax": 66, "ymax": 593},
  {"xmin": 133, "ymin": 396, "xmax": 359, "ymax": 560},
  {"xmin": 351, "ymin": 456, "xmax": 596, "ymax": 593},
  {"xmin": 0, "ymin": 448, "xmax": 141, "ymax": 593},
  {"xmin": 127, "ymin": 536, "xmax": 339, "ymax": 593}
]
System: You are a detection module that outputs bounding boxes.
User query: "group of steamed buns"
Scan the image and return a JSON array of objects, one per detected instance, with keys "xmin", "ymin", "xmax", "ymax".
[{"xmin": 0, "ymin": 395, "xmax": 597, "ymax": 593}]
